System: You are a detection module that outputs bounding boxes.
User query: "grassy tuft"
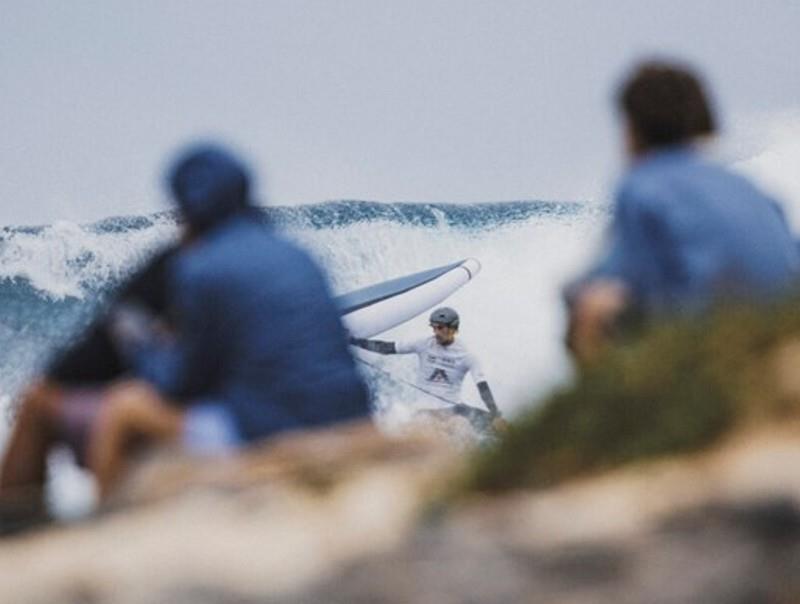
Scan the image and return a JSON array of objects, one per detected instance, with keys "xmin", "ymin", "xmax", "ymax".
[{"xmin": 463, "ymin": 296, "xmax": 800, "ymax": 493}]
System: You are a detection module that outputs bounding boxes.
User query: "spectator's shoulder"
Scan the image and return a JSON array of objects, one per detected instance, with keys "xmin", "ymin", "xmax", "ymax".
[{"xmin": 616, "ymin": 159, "xmax": 679, "ymax": 215}]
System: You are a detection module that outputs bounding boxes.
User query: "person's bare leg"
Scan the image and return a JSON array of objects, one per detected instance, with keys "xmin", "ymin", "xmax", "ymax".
[
  {"xmin": 88, "ymin": 381, "xmax": 183, "ymax": 500},
  {"xmin": 0, "ymin": 380, "xmax": 62, "ymax": 504}
]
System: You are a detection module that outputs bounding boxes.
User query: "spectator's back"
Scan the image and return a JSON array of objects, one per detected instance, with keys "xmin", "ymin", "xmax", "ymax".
[
  {"xmin": 607, "ymin": 148, "xmax": 798, "ymax": 313},
  {"xmin": 169, "ymin": 211, "xmax": 369, "ymax": 440}
]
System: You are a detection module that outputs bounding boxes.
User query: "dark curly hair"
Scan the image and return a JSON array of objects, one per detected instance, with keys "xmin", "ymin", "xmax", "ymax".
[{"xmin": 617, "ymin": 60, "xmax": 717, "ymax": 150}]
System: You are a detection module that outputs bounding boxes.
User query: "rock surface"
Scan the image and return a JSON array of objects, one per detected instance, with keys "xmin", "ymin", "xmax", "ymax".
[{"xmin": 2, "ymin": 420, "xmax": 800, "ymax": 603}]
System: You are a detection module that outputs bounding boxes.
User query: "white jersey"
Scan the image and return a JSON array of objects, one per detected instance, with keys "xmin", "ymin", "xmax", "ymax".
[{"xmin": 395, "ymin": 337, "xmax": 486, "ymax": 404}]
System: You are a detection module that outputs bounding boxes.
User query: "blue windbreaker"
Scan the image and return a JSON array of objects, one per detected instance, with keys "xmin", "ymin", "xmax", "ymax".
[
  {"xmin": 132, "ymin": 211, "xmax": 369, "ymax": 441},
  {"xmin": 579, "ymin": 148, "xmax": 799, "ymax": 314}
]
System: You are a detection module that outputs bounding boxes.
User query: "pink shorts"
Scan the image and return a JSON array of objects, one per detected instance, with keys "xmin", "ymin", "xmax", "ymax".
[
  {"xmin": 54, "ymin": 388, "xmax": 106, "ymax": 466},
  {"xmin": 53, "ymin": 388, "xmax": 241, "ymax": 463}
]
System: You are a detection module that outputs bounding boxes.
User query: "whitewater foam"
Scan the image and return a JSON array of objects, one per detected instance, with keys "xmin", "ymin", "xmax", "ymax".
[
  {"xmin": 730, "ymin": 110, "xmax": 800, "ymax": 229},
  {"xmin": 0, "ymin": 216, "xmax": 177, "ymax": 299}
]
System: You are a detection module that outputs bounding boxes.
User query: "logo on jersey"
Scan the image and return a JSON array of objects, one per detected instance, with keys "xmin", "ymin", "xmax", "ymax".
[
  {"xmin": 426, "ymin": 353, "xmax": 456, "ymax": 367},
  {"xmin": 428, "ymin": 368, "xmax": 451, "ymax": 384}
]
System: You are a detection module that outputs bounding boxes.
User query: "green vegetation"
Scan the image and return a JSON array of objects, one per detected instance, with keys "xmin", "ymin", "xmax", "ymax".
[{"xmin": 464, "ymin": 297, "xmax": 800, "ymax": 493}]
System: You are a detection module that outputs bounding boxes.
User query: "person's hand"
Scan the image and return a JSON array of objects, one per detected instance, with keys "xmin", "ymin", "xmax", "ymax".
[
  {"xmin": 491, "ymin": 415, "xmax": 509, "ymax": 433},
  {"xmin": 109, "ymin": 303, "xmax": 154, "ymax": 349},
  {"xmin": 108, "ymin": 303, "xmax": 171, "ymax": 352},
  {"xmin": 566, "ymin": 279, "xmax": 629, "ymax": 364}
]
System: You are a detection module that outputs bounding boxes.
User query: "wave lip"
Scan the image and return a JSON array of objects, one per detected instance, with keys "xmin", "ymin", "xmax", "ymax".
[
  {"xmin": 0, "ymin": 200, "xmax": 586, "ymax": 300},
  {"xmin": 268, "ymin": 199, "xmax": 585, "ymax": 230}
]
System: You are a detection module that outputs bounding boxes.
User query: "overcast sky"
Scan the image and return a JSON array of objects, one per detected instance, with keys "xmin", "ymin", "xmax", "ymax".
[{"xmin": 2, "ymin": 1, "xmax": 799, "ymax": 226}]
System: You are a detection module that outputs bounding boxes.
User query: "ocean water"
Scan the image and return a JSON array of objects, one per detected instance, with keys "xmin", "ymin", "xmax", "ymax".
[{"xmin": 0, "ymin": 201, "xmax": 605, "ymax": 429}]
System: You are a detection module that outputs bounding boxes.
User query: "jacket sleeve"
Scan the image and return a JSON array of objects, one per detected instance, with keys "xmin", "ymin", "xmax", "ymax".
[
  {"xmin": 567, "ymin": 184, "xmax": 658, "ymax": 306},
  {"xmin": 129, "ymin": 260, "xmax": 222, "ymax": 401}
]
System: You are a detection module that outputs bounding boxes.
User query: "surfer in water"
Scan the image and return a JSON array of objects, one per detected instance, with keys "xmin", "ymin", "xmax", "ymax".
[{"xmin": 349, "ymin": 307, "xmax": 504, "ymax": 432}]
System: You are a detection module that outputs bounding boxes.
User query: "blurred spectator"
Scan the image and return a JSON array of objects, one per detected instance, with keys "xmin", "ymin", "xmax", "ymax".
[
  {"xmin": 0, "ymin": 144, "xmax": 369, "ymax": 514},
  {"xmin": 565, "ymin": 60, "xmax": 799, "ymax": 363}
]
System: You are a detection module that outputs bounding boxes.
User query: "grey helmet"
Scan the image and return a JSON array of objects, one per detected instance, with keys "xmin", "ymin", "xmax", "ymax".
[{"xmin": 429, "ymin": 307, "xmax": 459, "ymax": 329}]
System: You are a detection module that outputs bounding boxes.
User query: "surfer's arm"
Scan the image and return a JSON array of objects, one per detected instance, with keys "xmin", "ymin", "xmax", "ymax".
[
  {"xmin": 467, "ymin": 353, "xmax": 501, "ymax": 418},
  {"xmin": 348, "ymin": 338, "xmax": 397, "ymax": 354},
  {"xmin": 476, "ymin": 381, "xmax": 500, "ymax": 418}
]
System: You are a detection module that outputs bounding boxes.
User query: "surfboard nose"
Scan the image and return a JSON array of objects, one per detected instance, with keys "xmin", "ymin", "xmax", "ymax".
[
  {"xmin": 460, "ymin": 258, "xmax": 481, "ymax": 279},
  {"xmin": 340, "ymin": 257, "xmax": 483, "ymax": 338}
]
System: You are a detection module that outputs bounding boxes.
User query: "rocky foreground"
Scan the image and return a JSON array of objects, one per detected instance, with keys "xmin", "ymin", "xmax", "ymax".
[
  {"xmin": 1, "ymin": 417, "xmax": 800, "ymax": 604},
  {"xmin": 6, "ymin": 302, "xmax": 800, "ymax": 603}
]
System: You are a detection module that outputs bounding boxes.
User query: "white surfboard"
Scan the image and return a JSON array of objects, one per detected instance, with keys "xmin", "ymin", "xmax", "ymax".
[{"xmin": 336, "ymin": 258, "xmax": 481, "ymax": 338}]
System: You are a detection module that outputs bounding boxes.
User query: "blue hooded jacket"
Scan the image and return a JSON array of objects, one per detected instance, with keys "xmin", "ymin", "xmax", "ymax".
[
  {"xmin": 575, "ymin": 148, "xmax": 799, "ymax": 314},
  {"xmin": 131, "ymin": 145, "xmax": 369, "ymax": 441}
]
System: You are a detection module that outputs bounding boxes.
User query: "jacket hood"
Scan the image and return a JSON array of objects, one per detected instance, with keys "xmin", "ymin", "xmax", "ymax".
[{"xmin": 167, "ymin": 144, "xmax": 251, "ymax": 231}]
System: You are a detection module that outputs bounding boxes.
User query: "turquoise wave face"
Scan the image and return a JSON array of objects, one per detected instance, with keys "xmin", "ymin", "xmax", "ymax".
[
  {"xmin": 267, "ymin": 200, "xmax": 582, "ymax": 230},
  {"xmin": 0, "ymin": 279, "xmax": 101, "ymax": 398}
]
